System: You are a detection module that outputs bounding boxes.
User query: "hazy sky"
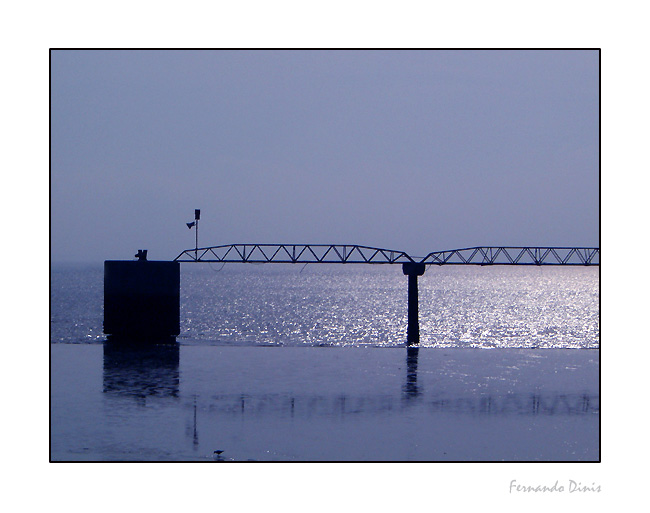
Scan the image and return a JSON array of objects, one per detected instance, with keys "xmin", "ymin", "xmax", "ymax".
[{"xmin": 51, "ymin": 50, "xmax": 599, "ymax": 262}]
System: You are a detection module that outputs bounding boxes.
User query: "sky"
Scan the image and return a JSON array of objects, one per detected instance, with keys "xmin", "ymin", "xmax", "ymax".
[{"xmin": 51, "ymin": 49, "xmax": 599, "ymax": 263}]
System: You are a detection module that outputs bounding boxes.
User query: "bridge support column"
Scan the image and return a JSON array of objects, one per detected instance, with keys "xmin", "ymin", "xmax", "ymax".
[{"xmin": 402, "ymin": 262, "xmax": 426, "ymax": 345}]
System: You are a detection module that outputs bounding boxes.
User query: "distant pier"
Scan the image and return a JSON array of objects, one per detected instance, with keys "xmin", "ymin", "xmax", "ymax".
[{"xmin": 103, "ymin": 244, "xmax": 598, "ymax": 345}]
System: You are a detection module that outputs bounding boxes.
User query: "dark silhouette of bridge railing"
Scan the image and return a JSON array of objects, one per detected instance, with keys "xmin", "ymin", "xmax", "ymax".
[
  {"xmin": 174, "ymin": 244, "xmax": 414, "ymax": 264},
  {"xmin": 420, "ymin": 246, "xmax": 600, "ymax": 266},
  {"xmin": 174, "ymin": 244, "xmax": 600, "ymax": 266}
]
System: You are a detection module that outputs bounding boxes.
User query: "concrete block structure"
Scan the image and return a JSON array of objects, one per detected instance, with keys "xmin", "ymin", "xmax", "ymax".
[{"xmin": 104, "ymin": 260, "xmax": 180, "ymax": 341}]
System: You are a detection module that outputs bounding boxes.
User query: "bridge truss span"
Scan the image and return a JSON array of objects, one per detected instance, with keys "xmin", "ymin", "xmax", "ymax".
[
  {"xmin": 174, "ymin": 244, "xmax": 415, "ymax": 264},
  {"xmin": 171, "ymin": 242, "xmax": 598, "ymax": 345},
  {"xmin": 175, "ymin": 244, "xmax": 599, "ymax": 266},
  {"xmin": 420, "ymin": 247, "xmax": 600, "ymax": 266}
]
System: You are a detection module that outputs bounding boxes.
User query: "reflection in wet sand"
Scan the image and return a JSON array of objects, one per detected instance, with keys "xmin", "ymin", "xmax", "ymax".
[
  {"xmin": 402, "ymin": 347, "xmax": 420, "ymax": 400},
  {"xmin": 58, "ymin": 344, "xmax": 599, "ymax": 461},
  {"xmin": 103, "ymin": 341, "xmax": 180, "ymax": 399},
  {"xmin": 187, "ymin": 391, "xmax": 598, "ymax": 419},
  {"xmin": 100, "ymin": 343, "xmax": 597, "ymax": 422}
]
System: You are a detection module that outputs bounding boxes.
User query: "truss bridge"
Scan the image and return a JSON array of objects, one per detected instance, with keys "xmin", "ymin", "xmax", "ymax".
[
  {"xmin": 173, "ymin": 243, "xmax": 599, "ymax": 345},
  {"xmin": 175, "ymin": 244, "xmax": 600, "ymax": 266},
  {"xmin": 420, "ymin": 246, "xmax": 599, "ymax": 266},
  {"xmin": 175, "ymin": 244, "xmax": 413, "ymax": 264}
]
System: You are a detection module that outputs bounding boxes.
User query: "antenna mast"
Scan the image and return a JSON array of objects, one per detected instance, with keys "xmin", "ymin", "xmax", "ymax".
[{"xmin": 194, "ymin": 209, "xmax": 200, "ymax": 260}]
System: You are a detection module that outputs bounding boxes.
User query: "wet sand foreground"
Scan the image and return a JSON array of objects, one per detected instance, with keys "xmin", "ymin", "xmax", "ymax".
[{"xmin": 50, "ymin": 344, "xmax": 599, "ymax": 461}]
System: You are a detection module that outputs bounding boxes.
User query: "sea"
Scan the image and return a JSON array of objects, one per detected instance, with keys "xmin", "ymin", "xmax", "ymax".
[{"xmin": 50, "ymin": 263, "xmax": 599, "ymax": 461}]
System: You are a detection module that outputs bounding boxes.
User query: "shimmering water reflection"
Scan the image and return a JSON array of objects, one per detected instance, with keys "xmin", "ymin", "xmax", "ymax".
[
  {"xmin": 50, "ymin": 264, "xmax": 598, "ymax": 348},
  {"xmin": 179, "ymin": 265, "xmax": 599, "ymax": 348}
]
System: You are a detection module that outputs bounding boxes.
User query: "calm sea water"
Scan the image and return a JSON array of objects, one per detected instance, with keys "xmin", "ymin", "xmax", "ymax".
[
  {"xmin": 50, "ymin": 263, "xmax": 599, "ymax": 461},
  {"xmin": 50, "ymin": 263, "xmax": 599, "ymax": 348}
]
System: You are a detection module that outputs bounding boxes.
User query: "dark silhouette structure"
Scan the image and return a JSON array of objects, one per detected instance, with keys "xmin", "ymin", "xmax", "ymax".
[
  {"xmin": 174, "ymin": 244, "xmax": 599, "ymax": 266},
  {"xmin": 402, "ymin": 262, "xmax": 426, "ymax": 344},
  {"xmin": 104, "ymin": 260, "xmax": 180, "ymax": 341},
  {"xmin": 103, "ymin": 242, "xmax": 598, "ymax": 345}
]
